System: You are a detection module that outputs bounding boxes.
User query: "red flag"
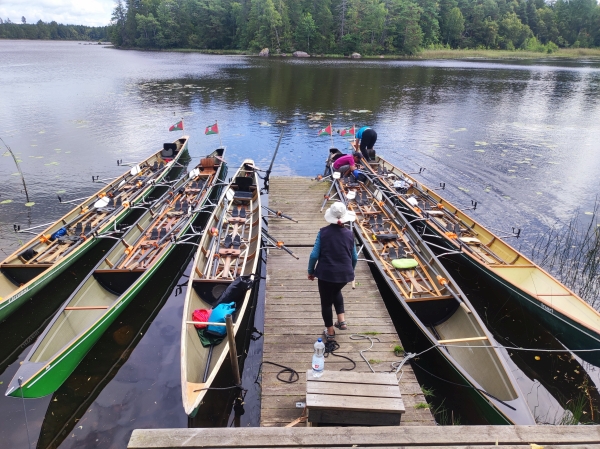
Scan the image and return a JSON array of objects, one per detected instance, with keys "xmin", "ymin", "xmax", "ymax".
[
  {"xmin": 340, "ymin": 126, "xmax": 356, "ymax": 137},
  {"xmin": 205, "ymin": 123, "xmax": 219, "ymax": 135},
  {"xmin": 169, "ymin": 120, "xmax": 184, "ymax": 132},
  {"xmin": 318, "ymin": 124, "xmax": 332, "ymax": 136}
]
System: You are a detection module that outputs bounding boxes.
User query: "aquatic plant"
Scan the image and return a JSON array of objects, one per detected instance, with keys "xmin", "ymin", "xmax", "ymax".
[{"xmin": 531, "ymin": 199, "xmax": 600, "ymax": 310}]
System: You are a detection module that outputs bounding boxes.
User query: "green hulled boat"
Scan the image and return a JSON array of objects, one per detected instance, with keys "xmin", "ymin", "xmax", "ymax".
[
  {"xmin": 5, "ymin": 149, "xmax": 226, "ymax": 398},
  {"xmin": 0, "ymin": 137, "xmax": 189, "ymax": 323}
]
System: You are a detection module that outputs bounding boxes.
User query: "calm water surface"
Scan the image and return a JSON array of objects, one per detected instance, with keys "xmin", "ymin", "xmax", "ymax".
[{"xmin": 1, "ymin": 41, "xmax": 600, "ymax": 446}]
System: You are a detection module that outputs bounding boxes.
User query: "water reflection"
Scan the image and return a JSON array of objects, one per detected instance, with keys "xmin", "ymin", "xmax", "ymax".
[{"xmin": 2, "ymin": 42, "xmax": 600, "ymax": 445}]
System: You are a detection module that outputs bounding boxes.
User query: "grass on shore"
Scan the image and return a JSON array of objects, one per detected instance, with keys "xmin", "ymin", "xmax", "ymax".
[
  {"xmin": 415, "ymin": 47, "xmax": 600, "ymax": 59},
  {"xmin": 114, "ymin": 45, "xmax": 600, "ymax": 60}
]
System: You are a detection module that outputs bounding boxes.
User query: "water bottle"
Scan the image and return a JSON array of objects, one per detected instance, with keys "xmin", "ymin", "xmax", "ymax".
[{"xmin": 312, "ymin": 338, "xmax": 325, "ymax": 377}]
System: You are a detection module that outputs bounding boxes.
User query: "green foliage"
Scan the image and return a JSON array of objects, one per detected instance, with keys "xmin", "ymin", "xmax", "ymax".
[
  {"xmin": 0, "ymin": 20, "xmax": 110, "ymax": 41},
  {"xmin": 6, "ymin": 0, "xmax": 597, "ymax": 53},
  {"xmin": 415, "ymin": 401, "xmax": 430, "ymax": 409}
]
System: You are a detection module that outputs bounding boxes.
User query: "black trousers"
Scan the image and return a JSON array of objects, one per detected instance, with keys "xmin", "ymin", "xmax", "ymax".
[
  {"xmin": 360, "ymin": 129, "xmax": 377, "ymax": 160},
  {"xmin": 317, "ymin": 279, "xmax": 346, "ymax": 328}
]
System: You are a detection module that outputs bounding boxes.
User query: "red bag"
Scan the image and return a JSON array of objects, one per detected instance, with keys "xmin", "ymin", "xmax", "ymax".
[{"xmin": 192, "ymin": 308, "xmax": 212, "ymax": 329}]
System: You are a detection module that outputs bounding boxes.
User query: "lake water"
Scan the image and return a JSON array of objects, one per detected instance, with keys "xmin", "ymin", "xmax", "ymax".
[{"xmin": 1, "ymin": 40, "xmax": 600, "ymax": 446}]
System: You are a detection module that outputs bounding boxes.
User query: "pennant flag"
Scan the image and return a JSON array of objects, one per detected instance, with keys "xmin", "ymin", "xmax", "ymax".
[
  {"xmin": 205, "ymin": 123, "xmax": 219, "ymax": 135},
  {"xmin": 340, "ymin": 126, "xmax": 356, "ymax": 137},
  {"xmin": 318, "ymin": 124, "xmax": 332, "ymax": 136},
  {"xmin": 169, "ymin": 120, "xmax": 184, "ymax": 132}
]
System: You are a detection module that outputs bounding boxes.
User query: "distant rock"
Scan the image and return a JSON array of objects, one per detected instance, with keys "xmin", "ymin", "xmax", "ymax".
[
  {"xmin": 293, "ymin": 51, "xmax": 310, "ymax": 58},
  {"xmin": 259, "ymin": 48, "xmax": 269, "ymax": 57},
  {"xmin": 351, "ymin": 52, "xmax": 362, "ymax": 59}
]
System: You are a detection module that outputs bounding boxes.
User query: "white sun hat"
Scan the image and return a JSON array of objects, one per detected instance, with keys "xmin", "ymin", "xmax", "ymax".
[{"xmin": 324, "ymin": 201, "xmax": 356, "ymax": 224}]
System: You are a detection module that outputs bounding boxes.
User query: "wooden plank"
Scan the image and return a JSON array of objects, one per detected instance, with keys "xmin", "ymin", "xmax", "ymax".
[
  {"xmin": 128, "ymin": 426, "xmax": 600, "ymax": 448},
  {"xmin": 306, "ymin": 381, "xmax": 402, "ymax": 398},
  {"xmin": 438, "ymin": 336, "xmax": 488, "ymax": 344},
  {"xmin": 262, "ymin": 177, "xmax": 434, "ymax": 427},
  {"xmin": 306, "ymin": 393, "xmax": 405, "ymax": 413}
]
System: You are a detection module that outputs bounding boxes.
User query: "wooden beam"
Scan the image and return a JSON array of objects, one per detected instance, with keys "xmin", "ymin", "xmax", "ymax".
[
  {"xmin": 64, "ymin": 306, "xmax": 109, "ymax": 310},
  {"xmin": 438, "ymin": 336, "xmax": 488, "ymax": 344}
]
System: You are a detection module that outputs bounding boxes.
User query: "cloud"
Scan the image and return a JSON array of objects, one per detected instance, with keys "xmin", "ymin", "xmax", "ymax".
[{"xmin": 0, "ymin": 0, "xmax": 115, "ymax": 27}]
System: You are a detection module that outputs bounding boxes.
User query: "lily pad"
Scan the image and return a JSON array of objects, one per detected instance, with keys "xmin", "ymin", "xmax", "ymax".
[
  {"xmin": 57, "ymin": 189, "xmax": 66, "ymax": 194},
  {"xmin": 452, "ymin": 128, "xmax": 467, "ymax": 132},
  {"xmin": 475, "ymin": 141, "xmax": 488, "ymax": 146},
  {"xmin": 458, "ymin": 187, "xmax": 469, "ymax": 192},
  {"xmin": 0, "ymin": 199, "xmax": 13, "ymax": 204},
  {"xmin": 45, "ymin": 162, "xmax": 59, "ymax": 166},
  {"xmin": 11, "ymin": 172, "xmax": 20, "ymax": 176},
  {"xmin": 474, "ymin": 150, "xmax": 485, "ymax": 153},
  {"xmin": 25, "ymin": 202, "xmax": 35, "ymax": 207},
  {"xmin": 585, "ymin": 212, "xmax": 594, "ymax": 215}
]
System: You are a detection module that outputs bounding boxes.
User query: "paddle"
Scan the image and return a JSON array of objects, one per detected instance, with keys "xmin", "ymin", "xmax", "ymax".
[{"xmin": 261, "ymin": 129, "xmax": 284, "ymax": 194}]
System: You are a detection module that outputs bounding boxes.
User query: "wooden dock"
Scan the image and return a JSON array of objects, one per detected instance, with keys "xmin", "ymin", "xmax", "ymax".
[
  {"xmin": 128, "ymin": 425, "xmax": 600, "ymax": 448},
  {"xmin": 260, "ymin": 177, "xmax": 434, "ymax": 427}
]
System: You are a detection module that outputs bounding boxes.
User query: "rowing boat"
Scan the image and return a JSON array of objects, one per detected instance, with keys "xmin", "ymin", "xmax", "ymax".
[
  {"xmin": 360, "ymin": 153, "xmax": 600, "ymax": 366},
  {"xmin": 5, "ymin": 149, "xmax": 226, "ymax": 398},
  {"xmin": 181, "ymin": 160, "xmax": 261, "ymax": 416},
  {"xmin": 0, "ymin": 137, "xmax": 189, "ymax": 323},
  {"xmin": 327, "ymin": 160, "xmax": 535, "ymax": 425}
]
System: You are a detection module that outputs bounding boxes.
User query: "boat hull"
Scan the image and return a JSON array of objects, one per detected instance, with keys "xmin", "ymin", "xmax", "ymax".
[
  {"xmin": 0, "ymin": 139, "xmax": 190, "ymax": 323},
  {"xmin": 6, "ymin": 151, "xmax": 227, "ymax": 399}
]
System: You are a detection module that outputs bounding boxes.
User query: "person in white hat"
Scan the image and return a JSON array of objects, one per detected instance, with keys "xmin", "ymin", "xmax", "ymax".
[{"xmin": 308, "ymin": 202, "xmax": 358, "ymax": 341}]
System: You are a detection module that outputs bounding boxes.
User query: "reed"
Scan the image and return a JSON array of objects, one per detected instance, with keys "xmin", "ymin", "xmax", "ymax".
[
  {"xmin": 531, "ymin": 199, "xmax": 600, "ymax": 310},
  {"xmin": 1, "ymin": 137, "xmax": 30, "ymax": 203}
]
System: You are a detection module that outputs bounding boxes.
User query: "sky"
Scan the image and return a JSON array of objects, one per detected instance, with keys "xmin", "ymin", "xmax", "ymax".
[{"xmin": 0, "ymin": 0, "xmax": 115, "ymax": 27}]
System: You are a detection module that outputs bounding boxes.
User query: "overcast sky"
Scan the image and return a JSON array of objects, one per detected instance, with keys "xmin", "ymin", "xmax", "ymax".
[{"xmin": 0, "ymin": 0, "xmax": 115, "ymax": 27}]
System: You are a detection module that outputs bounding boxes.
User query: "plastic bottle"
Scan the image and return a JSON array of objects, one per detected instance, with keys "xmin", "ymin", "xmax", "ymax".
[{"xmin": 312, "ymin": 338, "xmax": 325, "ymax": 378}]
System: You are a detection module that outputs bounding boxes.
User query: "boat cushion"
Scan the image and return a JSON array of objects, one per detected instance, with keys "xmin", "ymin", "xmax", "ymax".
[
  {"xmin": 459, "ymin": 237, "xmax": 481, "ymax": 245},
  {"xmin": 392, "ymin": 258, "xmax": 418, "ymax": 269}
]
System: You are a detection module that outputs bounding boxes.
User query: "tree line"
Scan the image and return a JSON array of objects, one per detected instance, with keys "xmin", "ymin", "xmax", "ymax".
[
  {"xmin": 110, "ymin": 0, "xmax": 600, "ymax": 54},
  {"xmin": 0, "ymin": 18, "xmax": 110, "ymax": 41}
]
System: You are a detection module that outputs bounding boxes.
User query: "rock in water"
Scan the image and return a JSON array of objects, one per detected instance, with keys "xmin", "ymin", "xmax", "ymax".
[
  {"xmin": 351, "ymin": 52, "xmax": 362, "ymax": 59},
  {"xmin": 259, "ymin": 48, "xmax": 269, "ymax": 57},
  {"xmin": 293, "ymin": 51, "xmax": 310, "ymax": 58}
]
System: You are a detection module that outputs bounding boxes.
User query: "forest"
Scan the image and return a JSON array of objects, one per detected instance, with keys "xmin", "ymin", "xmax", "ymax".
[
  {"xmin": 109, "ymin": 0, "xmax": 600, "ymax": 54},
  {"xmin": 0, "ymin": 19, "xmax": 110, "ymax": 41}
]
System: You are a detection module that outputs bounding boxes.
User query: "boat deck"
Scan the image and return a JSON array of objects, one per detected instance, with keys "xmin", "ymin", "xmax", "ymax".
[{"xmin": 260, "ymin": 176, "xmax": 434, "ymax": 427}]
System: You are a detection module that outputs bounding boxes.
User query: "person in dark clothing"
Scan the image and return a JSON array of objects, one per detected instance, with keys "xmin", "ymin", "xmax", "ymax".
[
  {"xmin": 308, "ymin": 202, "xmax": 358, "ymax": 341},
  {"xmin": 356, "ymin": 126, "xmax": 377, "ymax": 161}
]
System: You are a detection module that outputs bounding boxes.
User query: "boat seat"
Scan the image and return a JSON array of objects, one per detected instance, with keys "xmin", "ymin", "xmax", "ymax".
[
  {"xmin": 405, "ymin": 294, "xmax": 454, "ymax": 303},
  {"xmin": 64, "ymin": 306, "xmax": 109, "ymax": 310},
  {"xmin": 232, "ymin": 176, "xmax": 255, "ymax": 199},
  {"xmin": 151, "ymin": 161, "xmax": 159, "ymax": 171},
  {"xmin": 159, "ymin": 228, "xmax": 167, "ymax": 240},
  {"xmin": 200, "ymin": 157, "xmax": 217, "ymax": 173},
  {"xmin": 83, "ymin": 222, "xmax": 92, "ymax": 235},
  {"xmin": 73, "ymin": 222, "xmax": 83, "ymax": 235},
  {"xmin": 161, "ymin": 143, "xmax": 177, "ymax": 158},
  {"xmin": 149, "ymin": 228, "xmax": 159, "ymax": 240},
  {"xmin": 375, "ymin": 233, "xmax": 399, "ymax": 241}
]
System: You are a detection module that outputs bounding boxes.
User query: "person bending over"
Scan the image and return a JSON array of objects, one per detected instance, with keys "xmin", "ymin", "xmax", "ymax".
[
  {"xmin": 332, "ymin": 152, "xmax": 361, "ymax": 177},
  {"xmin": 356, "ymin": 126, "xmax": 377, "ymax": 161}
]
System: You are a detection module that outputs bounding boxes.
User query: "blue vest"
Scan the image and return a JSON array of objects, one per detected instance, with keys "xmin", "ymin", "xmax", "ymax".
[{"xmin": 314, "ymin": 224, "xmax": 355, "ymax": 283}]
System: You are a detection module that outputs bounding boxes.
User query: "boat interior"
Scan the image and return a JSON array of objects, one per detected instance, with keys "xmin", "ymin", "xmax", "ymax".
[
  {"xmin": 0, "ymin": 138, "xmax": 189, "ymax": 297},
  {"xmin": 26, "ymin": 155, "xmax": 222, "ymax": 367},
  {"xmin": 183, "ymin": 163, "xmax": 261, "ymax": 413},
  {"xmin": 337, "ymin": 174, "xmax": 519, "ymax": 404},
  {"xmin": 368, "ymin": 157, "xmax": 600, "ymax": 336}
]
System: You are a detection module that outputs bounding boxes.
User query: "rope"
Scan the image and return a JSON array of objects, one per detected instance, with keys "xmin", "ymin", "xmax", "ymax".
[
  {"xmin": 255, "ymin": 361, "xmax": 299, "ymax": 384},
  {"xmin": 18, "ymin": 378, "xmax": 31, "ymax": 449},
  {"xmin": 349, "ymin": 334, "xmax": 379, "ymax": 372},
  {"xmin": 324, "ymin": 340, "xmax": 356, "ymax": 371},
  {"xmin": 410, "ymin": 359, "xmax": 517, "ymax": 411}
]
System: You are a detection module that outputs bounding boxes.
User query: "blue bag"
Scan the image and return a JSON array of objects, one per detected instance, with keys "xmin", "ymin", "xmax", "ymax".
[
  {"xmin": 206, "ymin": 302, "xmax": 236, "ymax": 336},
  {"xmin": 50, "ymin": 227, "xmax": 67, "ymax": 241}
]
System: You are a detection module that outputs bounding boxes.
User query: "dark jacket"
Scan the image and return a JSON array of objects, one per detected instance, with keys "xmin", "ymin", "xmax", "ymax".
[{"xmin": 312, "ymin": 224, "xmax": 356, "ymax": 283}]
